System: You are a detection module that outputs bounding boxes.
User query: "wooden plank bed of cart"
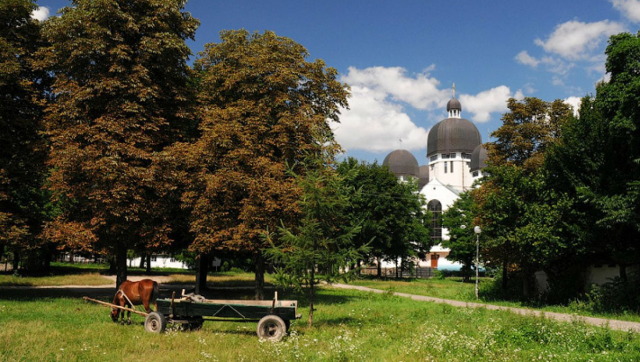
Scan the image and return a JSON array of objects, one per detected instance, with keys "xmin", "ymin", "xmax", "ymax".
[{"xmin": 84, "ymin": 292, "xmax": 300, "ymax": 341}]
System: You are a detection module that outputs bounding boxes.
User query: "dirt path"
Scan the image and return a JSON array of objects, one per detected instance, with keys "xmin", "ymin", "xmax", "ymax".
[{"xmin": 329, "ymin": 283, "xmax": 640, "ymax": 333}]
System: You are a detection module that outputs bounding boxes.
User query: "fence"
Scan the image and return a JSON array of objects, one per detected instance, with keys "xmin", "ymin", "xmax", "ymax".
[{"xmin": 360, "ymin": 266, "xmax": 435, "ymax": 279}]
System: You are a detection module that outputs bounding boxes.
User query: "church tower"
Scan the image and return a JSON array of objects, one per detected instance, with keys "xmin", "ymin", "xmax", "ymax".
[{"xmin": 425, "ymin": 87, "xmax": 481, "ymax": 192}]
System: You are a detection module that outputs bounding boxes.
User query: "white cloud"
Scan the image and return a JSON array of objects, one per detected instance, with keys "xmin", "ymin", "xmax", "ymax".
[
  {"xmin": 611, "ymin": 0, "xmax": 640, "ymax": 22},
  {"xmin": 459, "ymin": 86, "xmax": 523, "ymax": 123},
  {"xmin": 515, "ymin": 51, "xmax": 540, "ymax": 68},
  {"xmin": 335, "ymin": 66, "xmax": 519, "ymax": 152},
  {"xmin": 564, "ymin": 96, "xmax": 582, "ymax": 116},
  {"xmin": 534, "ymin": 20, "xmax": 625, "ymax": 60},
  {"xmin": 340, "ymin": 66, "xmax": 449, "ymax": 110},
  {"xmin": 333, "ymin": 85, "xmax": 428, "ymax": 152},
  {"xmin": 31, "ymin": 6, "xmax": 50, "ymax": 21}
]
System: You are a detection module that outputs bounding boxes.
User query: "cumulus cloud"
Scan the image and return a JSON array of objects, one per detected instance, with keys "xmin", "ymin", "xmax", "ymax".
[
  {"xmin": 332, "ymin": 84, "xmax": 428, "ymax": 152},
  {"xmin": 334, "ymin": 66, "xmax": 519, "ymax": 152},
  {"xmin": 515, "ymin": 51, "xmax": 540, "ymax": 67},
  {"xmin": 340, "ymin": 66, "xmax": 449, "ymax": 110},
  {"xmin": 459, "ymin": 86, "xmax": 523, "ymax": 123},
  {"xmin": 534, "ymin": 20, "xmax": 625, "ymax": 60},
  {"xmin": 31, "ymin": 6, "xmax": 50, "ymax": 21},
  {"xmin": 611, "ymin": 0, "xmax": 640, "ymax": 22}
]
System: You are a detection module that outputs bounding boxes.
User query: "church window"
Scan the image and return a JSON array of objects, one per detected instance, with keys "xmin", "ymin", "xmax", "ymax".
[
  {"xmin": 450, "ymin": 161, "xmax": 453, "ymax": 172},
  {"xmin": 450, "ymin": 153, "xmax": 457, "ymax": 158},
  {"xmin": 462, "ymin": 153, "xmax": 472, "ymax": 159},
  {"xmin": 442, "ymin": 153, "xmax": 450, "ymax": 159},
  {"xmin": 472, "ymin": 171, "xmax": 479, "ymax": 177},
  {"xmin": 430, "ymin": 155, "xmax": 438, "ymax": 162},
  {"xmin": 427, "ymin": 200, "xmax": 442, "ymax": 243},
  {"xmin": 444, "ymin": 162, "xmax": 447, "ymax": 173}
]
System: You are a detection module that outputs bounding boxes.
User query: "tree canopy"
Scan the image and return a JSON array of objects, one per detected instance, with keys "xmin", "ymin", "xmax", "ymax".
[
  {"xmin": 37, "ymin": 0, "xmax": 198, "ymax": 286},
  {"xmin": 0, "ymin": 0, "xmax": 50, "ymax": 271},
  {"xmin": 176, "ymin": 30, "xmax": 349, "ymax": 298}
]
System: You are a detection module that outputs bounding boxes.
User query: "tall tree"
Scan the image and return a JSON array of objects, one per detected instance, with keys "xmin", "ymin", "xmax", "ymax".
[
  {"xmin": 36, "ymin": 0, "xmax": 198, "ymax": 288},
  {"xmin": 546, "ymin": 32, "xmax": 640, "ymax": 283},
  {"xmin": 479, "ymin": 98, "xmax": 574, "ymax": 297},
  {"xmin": 0, "ymin": 0, "xmax": 49, "ymax": 272},
  {"xmin": 178, "ymin": 30, "xmax": 348, "ymax": 299},
  {"xmin": 441, "ymin": 191, "xmax": 477, "ymax": 282},
  {"xmin": 267, "ymin": 161, "xmax": 364, "ymax": 326},
  {"xmin": 337, "ymin": 158, "xmax": 431, "ymax": 276}
]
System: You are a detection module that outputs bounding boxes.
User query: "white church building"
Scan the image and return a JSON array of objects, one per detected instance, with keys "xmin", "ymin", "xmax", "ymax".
[{"xmin": 383, "ymin": 93, "xmax": 487, "ymax": 270}]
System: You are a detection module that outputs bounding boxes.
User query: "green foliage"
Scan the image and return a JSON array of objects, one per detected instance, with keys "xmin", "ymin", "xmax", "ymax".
[
  {"xmin": 267, "ymin": 162, "xmax": 366, "ymax": 325},
  {"xmin": 337, "ymin": 158, "xmax": 431, "ymax": 269},
  {"xmin": 36, "ymin": 0, "xmax": 199, "ymax": 286},
  {"xmin": 442, "ymin": 192, "xmax": 477, "ymax": 281},
  {"xmin": 0, "ymin": 0, "xmax": 50, "ymax": 272}
]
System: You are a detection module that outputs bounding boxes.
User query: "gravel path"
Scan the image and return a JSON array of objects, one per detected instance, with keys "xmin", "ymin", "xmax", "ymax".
[{"xmin": 329, "ymin": 283, "xmax": 640, "ymax": 333}]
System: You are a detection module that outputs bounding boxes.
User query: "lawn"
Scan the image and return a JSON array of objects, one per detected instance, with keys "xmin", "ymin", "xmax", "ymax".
[
  {"xmin": 348, "ymin": 277, "xmax": 640, "ymax": 323},
  {"xmin": 1, "ymin": 285, "xmax": 640, "ymax": 361}
]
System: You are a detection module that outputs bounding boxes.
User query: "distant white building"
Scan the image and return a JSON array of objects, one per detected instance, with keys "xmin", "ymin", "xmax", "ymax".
[{"xmin": 383, "ymin": 90, "xmax": 487, "ymax": 270}]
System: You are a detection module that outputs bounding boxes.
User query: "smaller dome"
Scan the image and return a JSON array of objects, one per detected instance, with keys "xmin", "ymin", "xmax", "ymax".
[
  {"xmin": 383, "ymin": 149, "xmax": 419, "ymax": 177},
  {"xmin": 470, "ymin": 144, "xmax": 488, "ymax": 172},
  {"xmin": 418, "ymin": 165, "xmax": 429, "ymax": 189},
  {"xmin": 447, "ymin": 97, "xmax": 461, "ymax": 112}
]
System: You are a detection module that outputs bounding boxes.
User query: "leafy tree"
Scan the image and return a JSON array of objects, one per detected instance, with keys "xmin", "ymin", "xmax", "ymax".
[
  {"xmin": 337, "ymin": 158, "xmax": 431, "ymax": 276},
  {"xmin": 0, "ymin": 0, "xmax": 50, "ymax": 272},
  {"xmin": 546, "ymin": 33, "xmax": 640, "ymax": 284},
  {"xmin": 178, "ymin": 30, "xmax": 348, "ymax": 299},
  {"xmin": 479, "ymin": 97, "xmax": 574, "ymax": 297},
  {"xmin": 36, "ymin": 0, "xmax": 198, "ymax": 287},
  {"xmin": 441, "ymin": 192, "xmax": 477, "ymax": 282},
  {"xmin": 267, "ymin": 162, "xmax": 364, "ymax": 326}
]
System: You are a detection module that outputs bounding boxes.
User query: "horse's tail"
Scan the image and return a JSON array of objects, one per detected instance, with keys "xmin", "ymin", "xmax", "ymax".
[{"xmin": 151, "ymin": 281, "xmax": 159, "ymax": 311}]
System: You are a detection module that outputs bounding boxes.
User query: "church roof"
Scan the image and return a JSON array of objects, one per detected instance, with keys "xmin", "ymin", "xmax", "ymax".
[
  {"xmin": 418, "ymin": 165, "xmax": 429, "ymax": 189},
  {"xmin": 383, "ymin": 149, "xmax": 419, "ymax": 177},
  {"xmin": 470, "ymin": 144, "xmax": 488, "ymax": 172},
  {"xmin": 427, "ymin": 117, "xmax": 481, "ymax": 157},
  {"xmin": 447, "ymin": 97, "xmax": 461, "ymax": 112}
]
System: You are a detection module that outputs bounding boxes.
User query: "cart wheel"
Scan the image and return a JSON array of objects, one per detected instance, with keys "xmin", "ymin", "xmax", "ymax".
[
  {"xmin": 256, "ymin": 315, "xmax": 286, "ymax": 341},
  {"xmin": 144, "ymin": 312, "xmax": 166, "ymax": 333}
]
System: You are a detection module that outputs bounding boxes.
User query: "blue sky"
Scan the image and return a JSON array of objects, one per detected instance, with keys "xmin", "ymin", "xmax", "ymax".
[{"xmin": 33, "ymin": 0, "xmax": 640, "ymax": 164}]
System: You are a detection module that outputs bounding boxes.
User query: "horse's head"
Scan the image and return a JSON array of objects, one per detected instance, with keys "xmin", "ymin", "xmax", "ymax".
[{"xmin": 110, "ymin": 307, "xmax": 119, "ymax": 322}]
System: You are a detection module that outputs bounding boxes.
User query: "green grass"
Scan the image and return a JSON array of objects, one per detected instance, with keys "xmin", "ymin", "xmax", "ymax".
[
  {"xmin": 1, "ymin": 287, "xmax": 640, "ymax": 361},
  {"xmin": 348, "ymin": 277, "xmax": 640, "ymax": 323},
  {"xmin": 0, "ymin": 273, "xmax": 113, "ymax": 286}
]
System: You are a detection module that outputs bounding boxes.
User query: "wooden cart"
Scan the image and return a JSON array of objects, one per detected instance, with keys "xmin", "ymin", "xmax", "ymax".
[{"xmin": 84, "ymin": 292, "xmax": 299, "ymax": 341}]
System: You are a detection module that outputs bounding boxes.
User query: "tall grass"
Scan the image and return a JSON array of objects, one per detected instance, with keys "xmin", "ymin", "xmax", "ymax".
[{"xmin": 1, "ymin": 287, "xmax": 639, "ymax": 361}]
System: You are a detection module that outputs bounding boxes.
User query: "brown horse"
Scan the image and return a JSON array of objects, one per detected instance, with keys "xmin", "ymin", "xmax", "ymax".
[{"xmin": 111, "ymin": 279, "xmax": 159, "ymax": 323}]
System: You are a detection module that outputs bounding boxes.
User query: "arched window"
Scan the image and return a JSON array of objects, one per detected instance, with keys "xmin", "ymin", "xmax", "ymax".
[{"xmin": 427, "ymin": 199, "xmax": 442, "ymax": 243}]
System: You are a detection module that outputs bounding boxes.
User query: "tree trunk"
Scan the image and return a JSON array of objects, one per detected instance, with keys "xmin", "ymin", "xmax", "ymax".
[
  {"xmin": 254, "ymin": 252, "xmax": 265, "ymax": 300},
  {"xmin": 501, "ymin": 260, "xmax": 508, "ymax": 290},
  {"xmin": 395, "ymin": 259, "xmax": 399, "ymax": 278},
  {"xmin": 308, "ymin": 267, "xmax": 315, "ymax": 327},
  {"xmin": 145, "ymin": 254, "xmax": 151, "ymax": 274},
  {"xmin": 139, "ymin": 254, "xmax": 145, "ymax": 269},
  {"xmin": 115, "ymin": 242, "xmax": 128, "ymax": 291},
  {"xmin": 377, "ymin": 257, "xmax": 382, "ymax": 278},
  {"xmin": 619, "ymin": 263, "xmax": 628, "ymax": 283},
  {"xmin": 11, "ymin": 250, "xmax": 19, "ymax": 274},
  {"xmin": 195, "ymin": 253, "xmax": 209, "ymax": 295}
]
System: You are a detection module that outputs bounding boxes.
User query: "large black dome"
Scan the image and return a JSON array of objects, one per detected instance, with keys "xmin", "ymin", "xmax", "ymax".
[
  {"xmin": 426, "ymin": 118, "xmax": 481, "ymax": 157},
  {"xmin": 470, "ymin": 144, "xmax": 488, "ymax": 172},
  {"xmin": 383, "ymin": 149, "xmax": 419, "ymax": 177}
]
